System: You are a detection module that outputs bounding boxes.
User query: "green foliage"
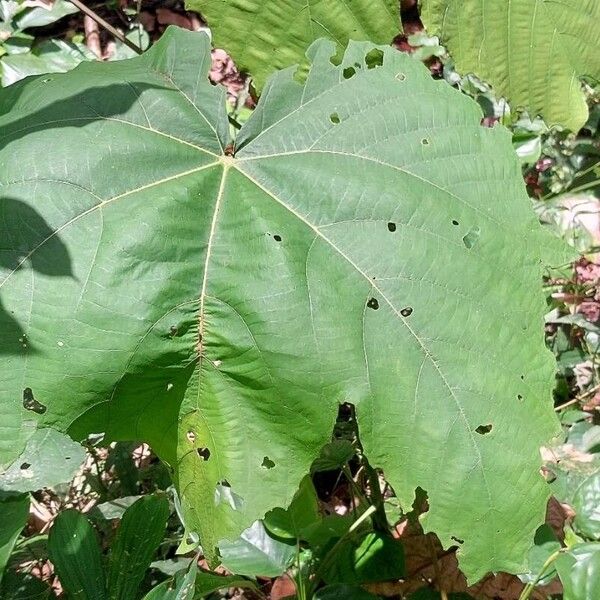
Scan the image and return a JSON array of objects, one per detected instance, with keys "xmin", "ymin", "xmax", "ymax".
[
  {"xmin": 573, "ymin": 471, "xmax": 600, "ymax": 540},
  {"xmin": 188, "ymin": 0, "xmax": 401, "ymax": 89},
  {"xmin": 556, "ymin": 543, "xmax": 600, "ymax": 600},
  {"xmin": 107, "ymin": 495, "xmax": 170, "ymax": 600},
  {"xmin": 323, "ymin": 532, "xmax": 405, "ymax": 585},
  {"xmin": 0, "ymin": 0, "xmax": 93, "ymax": 86},
  {"xmin": 0, "ymin": 429, "xmax": 85, "ymax": 492},
  {"xmin": 0, "ymin": 493, "xmax": 29, "ymax": 584},
  {"xmin": 48, "ymin": 509, "xmax": 107, "ymax": 600},
  {"xmin": 420, "ymin": 0, "xmax": 600, "ymax": 131},
  {"xmin": 0, "ymin": 25, "xmax": 561, "ymax": 582},
  {"xmin": 49, "ymin": 495, "xmax": 172, "ymax": 599},
  {"xmin": 219, "ymin": 521, "xmax": 295, "ymax": 577}
]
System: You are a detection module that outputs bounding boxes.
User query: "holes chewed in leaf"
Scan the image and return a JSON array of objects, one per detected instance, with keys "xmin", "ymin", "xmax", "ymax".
[
  {"xmin": 262, "ymin": 456, "xmax": 275, "ymax": 469},
  {"xmin": 330, "ymin": 112, "xmax": 340, "ymax": 124},
  {"xmin": 452, "ymin": 220, "xmax": 459, "ymax": 226},
  {"xmin": 395, "ymin": 72, "xmax": 406, "ymax": 81},
  {"xmin": 387, "ymin": 222, "xmax": 397, "ymax": 232},
  {"xmin": 517, "ymin": 394, "xmax": 523, "ymax": 401},
  {"xmin": 273, "ymin": 234, "xmax": 282, "ymax": 242},
  {"xmin": 400, "ymin": 307, "xmax": 413, "ymax": 317},
  {"xmin": 475, "ymin": 424, "xmax": 493, "ymax": 435},
  {"xmin": 197, "ymin": 447, "xmax": 211, "ymax": 461},
  {"xmin": 421, "ymin": 138, "xmax": 430, "ymax": 145},
  {"xmin": 22, "ymin": 388, "xmax": 46, "ymax": 414},
  {"xmin": 367, "ymin": 298, "xmax": 379, "ymax": 310},
  {"xmin": 365, "ymin": 48, "xmax": 384, "ymax": 69},
  {"xmin": 169, "ymin": 325, "xmax": 178, "ymax": 336},
  {"xmin": 343, "ymin": 66, "xmax": 356, "ymax": 79},
  {"xmin": 451, "ymin": 535, "xmax": 464, "ymax": 544},
  {"xmin": 186, "ymin": 431, "xmax": 196, "ymax": 443},
  {"xmin": 20, "ymin": 462, "xmax": 30, "ymax": 470},
  {"xmin": 462, "ymin": 226, "xmax": 481, "ymax": 249}
]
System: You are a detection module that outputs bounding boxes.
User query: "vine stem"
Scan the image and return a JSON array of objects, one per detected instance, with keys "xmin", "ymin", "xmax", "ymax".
[
  {"xmin": 69, "ymin": 0, "xmax": 143, "ymax": 55},
  {"xmin": 518, "ymin": 549, "xmax": 562, "ymax": 600}
]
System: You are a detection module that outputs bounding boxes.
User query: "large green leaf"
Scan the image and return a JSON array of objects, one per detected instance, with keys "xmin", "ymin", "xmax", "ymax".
[
  {"xmin": 420, "ymin": 0, "xmax": 600, "ymax": 131},
  {"xmin": 187, "ymin": 0, "xmax": 401, "ymax": 89},
  {"xmin": 0, "ymin": 27, "xmax": 558, "ymax": 581}
]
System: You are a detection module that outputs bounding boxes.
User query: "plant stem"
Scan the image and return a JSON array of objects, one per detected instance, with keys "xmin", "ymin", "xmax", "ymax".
[
  {"xmin": 518, "ymin": 549, "xmax": 562, "ymax": 600},
  {"xmin": 69, "ymin": 0, "xmax": 143, "ymax": 55}
]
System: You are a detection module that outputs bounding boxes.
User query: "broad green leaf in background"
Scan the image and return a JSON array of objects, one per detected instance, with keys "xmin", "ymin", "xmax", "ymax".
[
  {"xmin": 0, "ymin": 428, "xmax": 85, "ymax": 492},
  {"xmin": 573, "ymin": 471, "xmax": 600, "ymax": 540},
  {"xmin": 0, "ymin": 26, "xmax": 559, "ymax": 581},
  {"xmin": 48, "ymin": 509, "xmax": 106, "ymax": 600},
  {"xmin": 13, "ymin": 0, "xmax": 78, "ymax": 30},
  {"xmin": 187, "ymin": 0, "xmax": 401, "ymax": 89},
  {"xmin": 420, "ymin": 0, "xmax": 600, "ymax": 131},
  {"xmin": 1, "ymin": 39, "xmax": 95, "ymax": 87},
  {"xmin": 219, "ymin": 521, "xmax": 295, "ymax": 577},
  {"xmin": 556, "ymin": 543, "xmax": 600, "ymax": 600},
  {"xmin": 107, "ymin": 494, "xmax": 170, "ymax": 600},
  {"xmin": 518, "ymin": 524, "xmax": 561, "ymax": 586},
  {"xmin": 0, "ymin": 493, "xmax": 29, "ymax": 584}
]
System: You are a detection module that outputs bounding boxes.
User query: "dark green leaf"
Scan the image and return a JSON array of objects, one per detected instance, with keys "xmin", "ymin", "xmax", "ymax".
[
  {"xmin": 0, "ymin": 493, "xmax": 29, "ymax": 583},
  {"xmin": 0, "ymin": 570, "xmax": 51, "ymax": 600},
  {"xmin": 108, "ymin": 494, "xmax": 170, "ymax": 600},
  {"xmin": 264, "ymin": 476, "xmax": 320, "ymax": 541},
  {"xmin": 48, "ymin": 509, "xmax": 106, "ymax": 600},
  {"xmin": 311, "ymin": 440, "xmax": 355, "ymax": 473},
  {"xmin": 323, "ymin": 532, "xmax": 404, "ymax": 585}
]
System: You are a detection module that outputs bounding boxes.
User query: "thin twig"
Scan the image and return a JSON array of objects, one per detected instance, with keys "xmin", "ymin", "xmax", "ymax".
[
  {"xmin": 555, "ymin": 383, "xmax": 600, "ymax": 411},
  {"xmin": 69, "ymin": 0, "xmax": 143, "ymax": 55}
]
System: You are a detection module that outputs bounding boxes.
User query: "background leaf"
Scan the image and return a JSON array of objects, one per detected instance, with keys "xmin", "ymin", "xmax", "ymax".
[
  {"xmin": 218, "ymin": 521, "xmax": 295, "ymax": 578},
  {"xmin": 107, "ymin": 494, "xmax": 170, "ymax": 600},
  {"xmin": 48, "ymin": 509, "xmax": 107, "ymax": 600},
  {"xmin": 420, "ymin": 0, "xmax": 600, "ymax": 131},
  {"xmin": 0, "ymin": 429, "xmax": 85, "ymax": 493},
  {"xmin": 187, "ymin": 0, "xmax": 401, "ymax": 89},
  {"xmin": 0, "ymin": 493, "xmax": 29, "ymax": 584}
]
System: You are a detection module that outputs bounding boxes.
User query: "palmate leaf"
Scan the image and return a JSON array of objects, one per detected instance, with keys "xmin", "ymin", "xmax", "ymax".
[
  {"xmin": 420, "ymin": 0, "xmax": 600, "ymax": 132},
  {"xmin": 0, "ymin": 26, "xmax": 559, "ymax": 581},
  {"xmin": 187, "ymin": 0, "xmax": 401, "ymax": 90}
]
